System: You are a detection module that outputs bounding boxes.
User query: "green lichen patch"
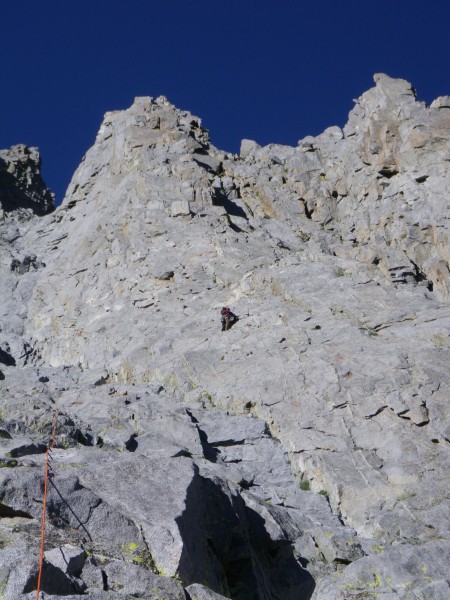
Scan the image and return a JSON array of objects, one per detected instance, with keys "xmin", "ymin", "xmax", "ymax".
[
  {"xmin": 120, "ymin": 542, "xmax": 159, "ymax": 574},
  {"xmin": 0, "ymin": 459, "xmax": 19, "ymax": 468}
]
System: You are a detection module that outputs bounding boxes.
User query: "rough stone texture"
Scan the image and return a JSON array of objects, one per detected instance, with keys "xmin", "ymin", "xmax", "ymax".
[
  {"xmin": 1, "ymin": 76, "xmax": 450, "ymax": 598},
  {"xmin": 186, "ymin": 583, "xmax": 231, "ymax": 599},
  {"xmin": 0, "ymin": 144, "xmax": 54, "ymax": 218}
]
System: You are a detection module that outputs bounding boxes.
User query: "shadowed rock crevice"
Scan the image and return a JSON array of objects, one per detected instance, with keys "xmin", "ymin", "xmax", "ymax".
[
  {"xmin": 124, "ymin": 433, "xmax": 138, "ymax": 452},
  {"xmin": 176, "ymin": 467, "xmax": 315, "ymax": 600},
  {"xmin": 0, "ymin": 347, "xmax": 16, "ymax": 366},
  {"xmin": 0, "ymin": 501, "xmax": 33, "ymax": 519},
  {"xmin": 186, "ymin": 409, "xmax": 220, "ymax": 463},
  {"xmin": 211, "ymin": 188, "xmax": 248, "ymax": 220},
  {"xmin": 23, "ymin": 561, "xmax": 86, "ymax": 596}
]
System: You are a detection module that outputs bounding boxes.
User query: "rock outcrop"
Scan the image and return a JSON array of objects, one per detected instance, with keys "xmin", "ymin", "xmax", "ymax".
[
  {"xmin": 1, "ymin": 74, "xmax": 450, "ymax": 599},
  {"xmin": 0, "ymin": 144, "xmax": 54, "ymax": 218}
]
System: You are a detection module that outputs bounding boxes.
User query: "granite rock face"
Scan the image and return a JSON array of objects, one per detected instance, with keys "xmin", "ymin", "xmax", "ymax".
[{"xmin": 1, "ymin": 75, "xmax": 450, "ymax": 599}]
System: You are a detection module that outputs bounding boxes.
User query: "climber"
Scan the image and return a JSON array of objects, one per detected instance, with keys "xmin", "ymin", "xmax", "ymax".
[{"xmin": 221, "ymin": 307, "xmax": 238, "ymax": 331}]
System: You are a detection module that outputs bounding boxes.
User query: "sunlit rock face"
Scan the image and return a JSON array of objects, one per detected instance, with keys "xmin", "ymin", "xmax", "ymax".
[{"xmin": 1, "ymin": 75, "xmax": 450, "ymax": 600}]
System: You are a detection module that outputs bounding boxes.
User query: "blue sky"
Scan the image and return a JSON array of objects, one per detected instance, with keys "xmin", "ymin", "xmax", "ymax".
[{"xmin": 1, "ymin": 0, "xmax": 449, "ymax": 203}]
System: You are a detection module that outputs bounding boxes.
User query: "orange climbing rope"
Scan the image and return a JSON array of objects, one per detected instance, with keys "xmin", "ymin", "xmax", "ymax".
[
  {"xmin": 33, "ymin": 332, "xmax": 214, "ymax": 597},
  {"xmin": 36, "ymin": 397, "xmax": 59, "ymax": 600}
]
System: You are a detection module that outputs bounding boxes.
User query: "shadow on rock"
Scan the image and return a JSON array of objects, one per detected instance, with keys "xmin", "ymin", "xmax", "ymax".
[
  {"xmin": 176, "ymin": 465, "xmax": 315, "ymax": 600},
  {"xmin": 211, "ymin": 188, "xmax": 248, "ymax": 220},
  {"xmin": 23, "ymin": 562, "xmax": 85, "ymax": 596},
  {"xmin": 0, "ymin": 155, "xmax": 54, "ymax": 216},
  {"xmin": 0, "ymin": 347, "xmax": 16, "ymax": 366},
  {"xmin": 47, "ymin": 477, "xmax": 93, "ymax": 541},
  {"xmin": 186, "ymin": 409, "xmax": 220, "ymax": 463}
]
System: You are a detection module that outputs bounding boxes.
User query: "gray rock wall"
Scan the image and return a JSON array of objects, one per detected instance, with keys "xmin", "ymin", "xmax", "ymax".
[{"xmin": 1, "ymin": 75, "xmax": 449, "ymax": 599}]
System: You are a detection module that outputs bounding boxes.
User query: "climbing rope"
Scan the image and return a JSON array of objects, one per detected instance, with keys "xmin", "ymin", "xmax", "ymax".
[
  {"xmin": 36, "ymin": 397, "xmax": 59, "ymax": 600},
  {"xmin": 32, "ymin": 312, "xmax": 242, "ymax": 597}
]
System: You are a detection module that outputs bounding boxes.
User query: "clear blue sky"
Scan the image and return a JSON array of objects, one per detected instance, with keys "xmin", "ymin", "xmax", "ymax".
[{"xmin": 1, "ymin": 0, "xmax": 449, "ymax": 203}]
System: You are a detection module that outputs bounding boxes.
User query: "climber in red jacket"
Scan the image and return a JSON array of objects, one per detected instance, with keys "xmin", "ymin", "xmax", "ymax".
[{"xmin": 221, "ymin": 307, "xmax": 238, "ymax": 331}]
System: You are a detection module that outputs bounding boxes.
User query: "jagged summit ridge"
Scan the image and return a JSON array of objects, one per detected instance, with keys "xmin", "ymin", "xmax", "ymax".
[
  {"xmin": 57, "ymin": 73, "xmax": 450, "ymax": 306},
  {"xmin": 1, "ymin": 74, "xmax": 450, "ymax": 599}
]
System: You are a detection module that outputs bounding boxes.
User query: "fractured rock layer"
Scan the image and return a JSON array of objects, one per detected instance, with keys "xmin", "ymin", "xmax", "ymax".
[{"xmin": 1, "ymin": 74, "xmax": 450, "ymax": 599}]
